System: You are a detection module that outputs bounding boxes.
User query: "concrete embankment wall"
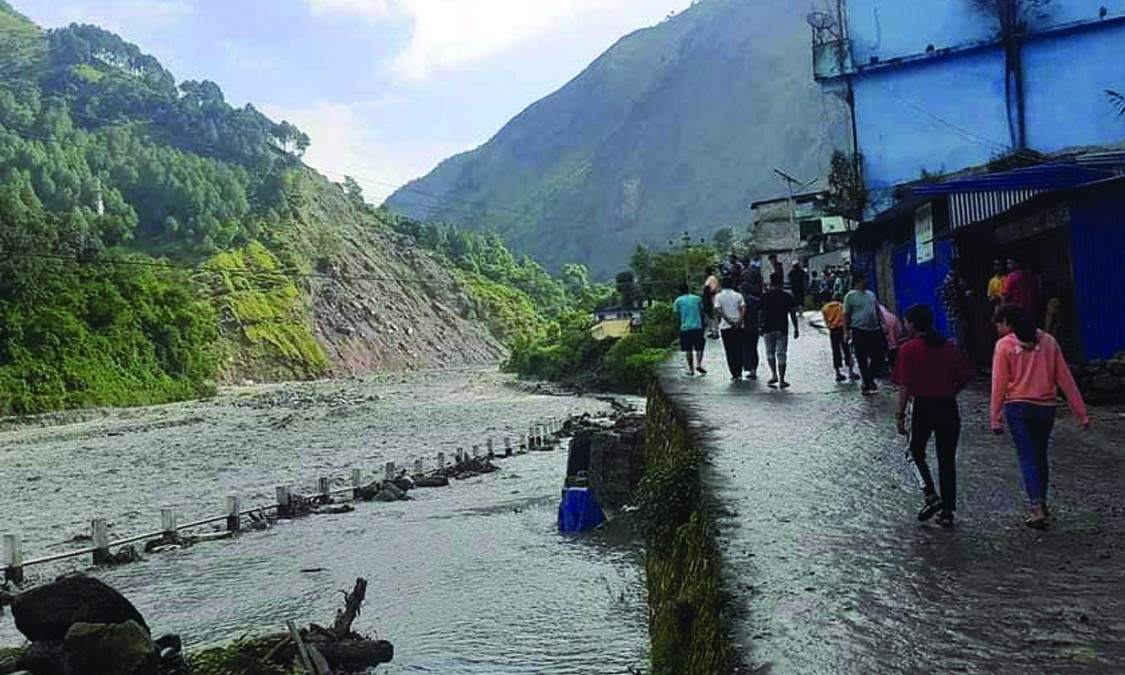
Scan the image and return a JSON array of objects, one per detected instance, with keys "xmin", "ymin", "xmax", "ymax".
[{"xmin": 639, "ymin": 382, "xmax": 735, "ymax": 675}]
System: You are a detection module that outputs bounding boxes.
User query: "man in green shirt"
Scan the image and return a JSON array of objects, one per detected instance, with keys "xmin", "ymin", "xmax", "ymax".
[{"xmin": 672, "ymin": 284, "xmax": 708, "ymax": 376}]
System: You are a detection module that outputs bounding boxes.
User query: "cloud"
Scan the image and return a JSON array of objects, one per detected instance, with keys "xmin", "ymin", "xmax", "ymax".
[
  {"xmin": 260, "ymin": 100, "xmax": 458, "ymax": 204},
  {"xmin": 51, "ymin": 0, "xmax": 194, "ymax": 34},
  {"xmin": 305, "ymin": 0, "xmax": 653, "ymax": 82}
]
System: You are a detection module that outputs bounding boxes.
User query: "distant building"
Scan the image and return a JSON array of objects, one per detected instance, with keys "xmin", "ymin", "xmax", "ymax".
[
  {"xmin": 749, "ymin": 191, "xmax": 854, "ymax": 265},
  {"xmin": 589, "ymin": 308, "xmax": 644, "ymax": 342}
]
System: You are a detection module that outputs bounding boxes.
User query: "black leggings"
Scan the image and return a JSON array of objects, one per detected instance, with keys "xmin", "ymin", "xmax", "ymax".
[
  {"xmin": 852, "ymin": 328, "xmax": 885, "ymax": 388},
  {"xmin": 829, "ymin": 327, "xmax": 852, "ymax": 370},
  {"xmin": 910, "ymin": 397, "xmax": 961, "ymax": 510},
  {"xmin": 720, "ymin": 327, "xmax": 745, "ymax": 378}
]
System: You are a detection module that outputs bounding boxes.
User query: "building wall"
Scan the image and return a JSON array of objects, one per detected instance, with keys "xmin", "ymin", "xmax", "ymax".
[
  {"xmin": 1023, "ymin": 23, "xmax": 1125, "ymax": 151},
  {"xmin": 843, "ymin": 0, "xmax": 1125, "ymax": 194},
  {"xmin": 852, "ymin": 49, "xmax": 1009, "ymax": 190}
]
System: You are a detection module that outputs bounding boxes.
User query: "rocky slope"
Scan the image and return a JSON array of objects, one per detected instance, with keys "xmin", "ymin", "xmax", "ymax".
[
  {"xmin": 283, "ymin": 171, "xmax": 504, "ymax": 378},
  {"xmin": 386, "ymin": 0, "xmax": 850, "ymax": 276}
]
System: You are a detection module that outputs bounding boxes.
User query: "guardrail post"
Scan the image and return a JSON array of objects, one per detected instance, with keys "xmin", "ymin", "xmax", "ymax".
[
  {"xmin": 91, "ymin": 519, "xmax": 110, "ymax": 565},
  {"xmin": 276, "ymin": 486, "xmax": 293, "ymax": 518},
  {"xmin": 3, "ymin": 534, "xmax": 22, "ymax": 585},
  {"xmin": 528, "ymin": 425, "xmax": 537, "ymax": 449},
  {"xmin": 351, "ymin": 469, "xmax": 363, "ymax": 499},
  {"xmin": 437, "ymin": 452, "xmax": 446, "ymax": 469},
  {"xmin": 486, "ymin": 439, "xmax": 494, "ymax": 459},
  {"xmin": 226, "ymin": 496, "xmax": 241, "ymax": 533},
  {"xmin": 160, "ymin": 508, "xmax": 177, "ymax": 540},
  {"xmin": 456, "ymin": 448, "xmax": 464, "ymax": 463},
  {"xmin": 472, "ymin": 445, "xmax": 480, "ymax": 459},
  {"xmin": 384, "ymin": 461, "xmax": 396, "ymax": 481},
  {"xmin": 505, "ymin": 437, "xmax": 512, "ymax": 457},
  {"xmin": 318, "ymin": 477, "xmax": 331, "ymax": 501},
  {"xmin": 413, "ymin": 458, "xmax": 424, "ymax": 475}
]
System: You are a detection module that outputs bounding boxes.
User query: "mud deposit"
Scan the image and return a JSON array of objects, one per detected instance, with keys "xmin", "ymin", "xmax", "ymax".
[{"xmin": 0, "ymin": 368, "xmax": 648, "ymax": 674}]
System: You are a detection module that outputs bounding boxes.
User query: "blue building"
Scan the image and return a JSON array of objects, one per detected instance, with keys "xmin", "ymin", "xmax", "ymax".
[
  {"xmin": 813, "ymin": 0, "xmax": 1125, "ymax": 207},
  {"xmin": 811, "ymin": 1, "xmax": 1125, "ymax": 368}
]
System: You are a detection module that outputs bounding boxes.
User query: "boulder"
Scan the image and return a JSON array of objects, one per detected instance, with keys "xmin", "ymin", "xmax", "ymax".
[
  {"xmin": 1093, "ymin": 373, "xmax": 1120, "ymax": 392},
  {"xmin": 373, "ymin": 483, "xmax": 409, "ymax": 502},
  {"xmin": 12, "ymin": 641, "xmax": 64, "ymax": 675},
  {"xmin": 413, "ymin": 476, "xmax": 450, "ymax": 488},
  {"xmin": 63, "ymin": 621, "xmax": 156, "ymax": 675},
  {"xmin": 12, "ymin": 576, "xmax": 149, "ymax": 642}
]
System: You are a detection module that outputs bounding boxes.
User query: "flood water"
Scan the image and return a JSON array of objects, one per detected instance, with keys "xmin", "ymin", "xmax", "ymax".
[{"xmin": 0, "ymin": 368, "xmax": 649, "ymax": 674}]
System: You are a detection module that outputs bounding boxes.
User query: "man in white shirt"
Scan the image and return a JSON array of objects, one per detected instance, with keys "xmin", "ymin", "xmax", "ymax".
[{"xmin": 714, "ymin": 276, "xmax": 747, "ymax": 382}]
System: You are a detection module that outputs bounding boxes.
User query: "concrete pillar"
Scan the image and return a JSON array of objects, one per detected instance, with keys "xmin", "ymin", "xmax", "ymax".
[
  {"xmin": 351, "ymin": 469, "xmax": 364, "ymax": 499},
  {"xmin": 472, "ymin": 445, "xmax": 480, "ymax": 459},
  {"xmin": 276, "ymin": 486, "xmax": 293, "ymax": 518},
  {"xmin": 414, "ymin": 458, "xmax": 424, "ymax": 475},
  {"xmin": 318, "ymin": 477, "xmax": 331, "ymax": 501},
  {"xmin": 2, "ymin": 534, "xmax": 22, "ymax": 586},
  {"xmin": 437, "ymin": 452, "xmax": 446, "ymax": 469},
  {"xmin": 385, "ymin": 461, "xmax": 396, "ymax": 481},
  {"xmin": 226, "ymin": 496, "xmax": 241, "ymax": 532},
  {"xmin": 91, "ymin": 519, "xmax": 110, "ymax": 565},
  {"xmin": 160, "ymin": 508, "xmax": 177, "ymax": 540},
  {"xmin": 486, "ymin": 438, "xmax": 494, "ymax": 459},
  {"xmin": 505, "ymin": 437, "xmax": 513, "ymax": 457}
]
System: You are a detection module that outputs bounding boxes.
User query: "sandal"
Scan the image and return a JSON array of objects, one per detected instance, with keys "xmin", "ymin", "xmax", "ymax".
[{"xmin": 1026, "ymin": 504, "xmax": 1049, "ymax": 530}]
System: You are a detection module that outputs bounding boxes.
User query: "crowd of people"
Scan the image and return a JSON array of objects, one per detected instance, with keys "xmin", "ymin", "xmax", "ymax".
[{"xmin": 672, "ymin": 255, "xmax": 1090, "ymax": 530}]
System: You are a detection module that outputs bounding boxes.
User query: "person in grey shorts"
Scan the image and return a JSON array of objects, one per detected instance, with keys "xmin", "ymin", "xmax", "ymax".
[{"xmin": 758, "ymin": 272, "xmax": 800, "ymax": 389}]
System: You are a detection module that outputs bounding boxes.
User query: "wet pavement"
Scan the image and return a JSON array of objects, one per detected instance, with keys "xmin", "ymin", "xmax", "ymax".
[{"xmin": 660, "ymin": 319, "xmax": 1125, "ymax": 674}]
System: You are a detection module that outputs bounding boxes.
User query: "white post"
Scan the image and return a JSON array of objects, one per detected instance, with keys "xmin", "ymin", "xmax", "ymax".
[
  {"xmin": 3, "ymin": 534, "xmax": 23, "ymax": 585},
  {"xmin": 160, "ymin": 508, "xmax": 177, "ymax": 539},
  {"xmin": 91, "ymin": 519, "xmax": 110, "ymax": 565},
  {"xmin": 226, "ymin": 496, "xmax": 241, "ymax": 532},
  {"xmin": 318, "ymin": 477, "xmax": 331, "ymax": 500},
  {"xmin": 472, "ymin": 445, "xmax": 480, "ymax": 459},
  {"xmin": 414, "ymin": 458, "xmax": 424, "ymax": 475},
  {"xmin": 385, "ymin": 461, "xmax": 396, "ymax": 481},
  {"xmin": 276, "ymin": 485, "xmax": 293, "ymax": 517},
  {"xmin": 351, "ymin": 469, "xmax": 363, "ymax": 499},
  {"xmin": 437, "ymin": 452, "xmax": 446, "ymax": 469}
]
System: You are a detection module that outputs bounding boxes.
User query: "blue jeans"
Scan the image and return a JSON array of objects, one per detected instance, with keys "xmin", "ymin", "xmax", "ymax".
[{"xmin": 1005, "ymin": 402, "xmax": 1057, "ymax": 505}]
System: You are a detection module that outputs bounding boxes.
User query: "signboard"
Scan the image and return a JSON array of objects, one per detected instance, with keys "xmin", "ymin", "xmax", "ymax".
[{"xmin": 915, "ymin": 203, "xmax": 934, "ymax": 263}]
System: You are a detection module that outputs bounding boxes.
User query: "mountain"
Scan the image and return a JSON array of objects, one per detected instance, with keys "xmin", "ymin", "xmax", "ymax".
[
  {"xmin": 0, "ymin": 2, "xmax": 506, "ymax": 414},
  {"xmin": 386, "ymin": 0, "xmax": 850, "ymax": 276}
]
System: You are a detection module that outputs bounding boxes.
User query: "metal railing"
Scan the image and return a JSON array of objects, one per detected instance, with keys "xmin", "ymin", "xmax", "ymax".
[{"xmin": 2, "ymin": 418, "xmax": 568, "ymax": 586}]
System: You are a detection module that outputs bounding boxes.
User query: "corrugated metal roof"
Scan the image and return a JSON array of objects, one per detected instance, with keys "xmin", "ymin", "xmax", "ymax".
[
  {"xmin": 912, "ymin": 163, "xmax": 1113, "ymax": 195},
  {"xmin": 948, "ymin": 189, "xmax": 1045, "ymax": 229}
]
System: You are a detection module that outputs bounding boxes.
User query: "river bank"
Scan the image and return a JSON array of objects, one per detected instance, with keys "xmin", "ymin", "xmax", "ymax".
[{"xmin": 0, "ymin": 368, "xmax": 649, "ymax": 673}]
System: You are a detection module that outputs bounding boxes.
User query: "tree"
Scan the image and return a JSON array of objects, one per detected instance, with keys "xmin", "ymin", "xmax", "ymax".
[
  {"xmin": 343, "ymin": 176, "xmax": 364, "ymax": 205},
  {"xmin": 615, "ymin": 271, "xmax": 638, "ymax": 309},
  {"xmin": 711, "ymin": 227, "xmax": 735, "ymax": 254},
  {"xmin": 825, "ymin": 149, "xmax": 865, "ymax": 222}
]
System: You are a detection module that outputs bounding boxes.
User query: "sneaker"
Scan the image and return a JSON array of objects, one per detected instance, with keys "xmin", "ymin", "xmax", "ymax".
[
  {"xmin": 746, "ymin": 372, "xmax": 758, "ymax": 380},
  {"xmin": 696, "ymin": 366, "xmax": 708, "ymax": 375},
  {"xmin": 835, "ymin": 373, "xmax": 846, "ymax": 382},
  {"xmin": 937, "ymin": 511, "xmax": 955, "ymax": 528},
  {"xmin": 731, "ymin": 376, "xmax": 741, "ymax": 383},
  {"xmin": 779, "ymin": 381, "xmax": 791, "ymax": 389},
  {"xmin": 849, "ymin": 372, "xmax": 861, "ymax": 381},
  {"xmin": 917, "ymin": 494, "xmax": 942, "ymax": 522},
  {"xmin": 861, "ymin": 383, "xmax": 878, "ymax": 395}
]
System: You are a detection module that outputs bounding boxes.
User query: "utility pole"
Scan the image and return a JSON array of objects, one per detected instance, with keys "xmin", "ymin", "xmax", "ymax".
[{"xmin": 773, "ymin": 168, "xmax": 818, "ymax": 262}]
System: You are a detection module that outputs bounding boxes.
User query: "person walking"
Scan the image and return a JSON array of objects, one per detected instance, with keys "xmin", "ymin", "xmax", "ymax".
[
  {"xmin": 892, "ymin": 304, "xmax": 973, "ymax": 528},
  {"xmin": 672, "ymin": 283, "xmax": 708, "ymax": 376},
  {"xmin": 759, "ymin": 272, "xmax": 799, "ymax": 389},
  {"xmin": 788, "ymin": 262, "xmax": 809, "ymax": 314},
  {"xmin": 821, "ymin": 293, "xmax": 858, "ymax": 382},
  {"xmin": 990, "ymin": 305, "xmax": 1089, "ymax": 528},
  {"xmin": 702, "ymin": 267, "xmax": 720, "ymax": 339},
  {"xmin": 844, "ymin": 274, "xmax": 884, "ymax": 394},
  {"xmin": 739, "ymin": 272, "xmax": 762, "ymax": 380},
  {"xmin": 714, "ymin": 277, "xmax": 747, "ymax": 381}
]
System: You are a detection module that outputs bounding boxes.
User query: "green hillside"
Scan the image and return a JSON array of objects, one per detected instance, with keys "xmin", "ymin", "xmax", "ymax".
[
  {"xmin": 0, "ymin": 5, "xmax": 513, "ymax": 414},
  {"xmin": 386, "ymin": 0, "xmax": 849, "ymax": 276}
]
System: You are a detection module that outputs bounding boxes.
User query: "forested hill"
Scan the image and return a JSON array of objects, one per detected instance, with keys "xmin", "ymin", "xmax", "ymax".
[
  {"xmin": 0, "ymin": 2, "xmax": 515, "ymax": 414},
  {"xmin": 386, "ymin": 0, "xmax": 850, "ymax": 276}
]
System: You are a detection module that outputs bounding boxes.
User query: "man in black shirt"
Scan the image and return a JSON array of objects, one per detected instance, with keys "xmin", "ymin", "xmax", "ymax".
[{"xmin": 759, "ymin": 272, "xmax": 800, "ymax": 389}]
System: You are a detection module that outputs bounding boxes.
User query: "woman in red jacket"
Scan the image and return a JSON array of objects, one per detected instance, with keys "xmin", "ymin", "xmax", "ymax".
[
  {"xmin": 991, "ymin": 305, "xmax": 1090, "ymax": 529},
  {"xmin": 892, "ymin": 304, "xmax": 973, "ymax": 528}
]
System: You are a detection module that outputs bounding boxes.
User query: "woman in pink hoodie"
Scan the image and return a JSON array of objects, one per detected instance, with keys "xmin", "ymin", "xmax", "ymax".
[{"xmin": 990, "ymin": 305, "xmax": 1090, "ymax": 528}]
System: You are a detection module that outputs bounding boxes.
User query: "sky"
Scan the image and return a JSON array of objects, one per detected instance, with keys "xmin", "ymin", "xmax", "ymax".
[{"xmin": 15, "ymin": 0, "xmax": 694, "ymax": 202}]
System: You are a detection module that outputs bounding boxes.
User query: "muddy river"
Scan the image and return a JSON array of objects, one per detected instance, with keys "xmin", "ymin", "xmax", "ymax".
[{"xmin": 0, "ymin": 368, "xmax": 649, "ymax": 674}]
